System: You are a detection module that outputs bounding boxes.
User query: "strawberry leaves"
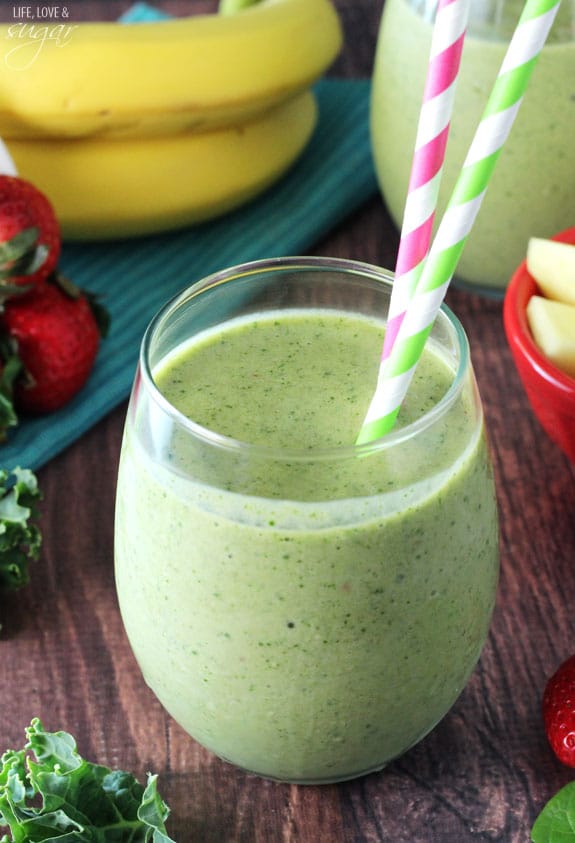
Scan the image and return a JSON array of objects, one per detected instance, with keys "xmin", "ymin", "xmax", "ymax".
[
  {"xmin": 52, "ymin": 273, "xmax": 111, "ymax": 340},
  {"xmin": 0, "ymin": 337, "xmax": 22, "ymax": 438},
  {"xmin": 0, "ymin": 176, "xmax": 60, "ymax": 288},
  {"xmin": 0, "ymin": 228, "xmax": 48, "ymax": 287}
]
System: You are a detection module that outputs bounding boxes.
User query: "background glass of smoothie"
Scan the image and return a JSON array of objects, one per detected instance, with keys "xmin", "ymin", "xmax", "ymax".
[
  {"xmin": 371, "ymin": 0, "xmax": 575, "ymax": 296},
  {"xmin": 114, "ymin": 257, "xmax": 499, "ymax": 784}
]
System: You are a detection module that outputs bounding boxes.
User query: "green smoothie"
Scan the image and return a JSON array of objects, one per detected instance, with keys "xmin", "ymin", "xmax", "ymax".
[
  {"xmin": 115, "ymin": 307, "xmax": 499, "ymax": 783},
  {"xmin": 371, "ymin": 0, "xmax": 575, "ymax": 293}
]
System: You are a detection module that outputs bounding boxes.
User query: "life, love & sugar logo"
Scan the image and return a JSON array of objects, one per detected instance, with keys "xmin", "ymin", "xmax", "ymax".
[{"xmin": 2, "ymin": 6, "xmax": 78, "ymax": 70}]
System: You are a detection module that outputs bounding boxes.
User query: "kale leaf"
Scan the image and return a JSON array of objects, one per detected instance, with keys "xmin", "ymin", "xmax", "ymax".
[
  {"xmin": 0, "ymin": 719, "xmax": 175, "ymax": 842},
  {"xmin": 0, "ymin": 467, "xmax": 41, "ymax": 594}
]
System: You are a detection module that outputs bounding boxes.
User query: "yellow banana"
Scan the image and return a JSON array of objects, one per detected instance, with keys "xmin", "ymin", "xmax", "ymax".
[
  {"xmin": 8, "ymin": 90, "xmax": 318, "ymax": 240},
  {"xmin": 0, "ymin": 0, "xmax": 341, "ymax": 139}
]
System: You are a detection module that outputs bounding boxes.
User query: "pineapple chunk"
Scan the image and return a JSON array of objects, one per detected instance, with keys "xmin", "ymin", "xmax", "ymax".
[
  {"xmin": 526, "ymin": 237, "xmax": 575, "ymax": 306},
  {"xmin": 526, "ymin": 295, "xmax": 575, "ymax": 377}
]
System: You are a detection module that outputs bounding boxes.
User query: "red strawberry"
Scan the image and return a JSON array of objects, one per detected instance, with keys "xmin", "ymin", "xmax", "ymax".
[
  {"xmin": 542, "ymin": 654, "xmax": 575, "ymax": 767},
  {"xmin": 0, "ymin": 175, "xmax": 60, "ymax": 287},
  {"xmin": 0, "ymin": 276, "xmax": 105, "ymax": 418}
]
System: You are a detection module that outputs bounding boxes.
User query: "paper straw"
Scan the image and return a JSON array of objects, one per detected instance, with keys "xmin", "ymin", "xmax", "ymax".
[
  {"xmin": 381, "ymin": 0, "xmax": 469, "ymax": 362},
  {"xmin": 357, "ymin": 0, "xmax": 561, "ymax": 445}
]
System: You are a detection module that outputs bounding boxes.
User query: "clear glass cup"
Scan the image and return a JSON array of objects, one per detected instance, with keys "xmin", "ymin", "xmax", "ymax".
[
  {"xmin": 114, "ymin": 257, "xmax": 499, "ymax": 784},
  {"xmin": 371, "ymin": 0, "xmax": 575, "ymax": 297}
]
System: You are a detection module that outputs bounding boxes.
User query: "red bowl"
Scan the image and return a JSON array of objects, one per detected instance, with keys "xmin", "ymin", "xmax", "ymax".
[{"xmin": 503, "ymin": 225, "xmax": 575, "ymax": 463}]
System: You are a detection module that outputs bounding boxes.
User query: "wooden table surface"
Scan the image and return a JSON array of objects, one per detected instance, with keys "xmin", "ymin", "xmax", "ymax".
[{"xmin": 2, "ymin": 1, "xmax": 575, "ymax": 841}]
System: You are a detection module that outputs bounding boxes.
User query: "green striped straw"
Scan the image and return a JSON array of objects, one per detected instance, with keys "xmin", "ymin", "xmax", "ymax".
[{"xmin": 357, "ymin": 0, "xmax": 562, "ymax": 445}]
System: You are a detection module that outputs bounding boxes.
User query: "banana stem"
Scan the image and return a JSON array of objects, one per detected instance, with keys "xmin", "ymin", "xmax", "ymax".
[{"xmin": 219, "ymin": 0, "xmax": 264, "ymax": 14}]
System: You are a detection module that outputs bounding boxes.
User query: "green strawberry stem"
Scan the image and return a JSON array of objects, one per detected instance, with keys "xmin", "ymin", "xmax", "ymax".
[
  {"xmin": 0, "ymin": 228, "xmax": 47, "ymax": 285},
  {"xmin": 53, "ymin": 273, "xmax": 110, "ymax": 338},
  {"xmin": 0, "ymin": 336, "xmax": 22, "ymax": 438}
]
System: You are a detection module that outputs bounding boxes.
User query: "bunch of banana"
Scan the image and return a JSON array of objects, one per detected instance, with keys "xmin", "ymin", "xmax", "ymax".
[
  {"xmin": 0, "ymin": 0, "xmax": 342, "ymax": 239},
  {"xmin": 10, "ymin": 92, "xmax": 318, "ymax": 240}
]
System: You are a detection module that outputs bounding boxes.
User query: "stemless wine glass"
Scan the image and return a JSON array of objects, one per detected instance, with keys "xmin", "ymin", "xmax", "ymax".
[
  {"xmin": 114, "ymin": 257, "xmax": 499, "ymax": 784},
  {"xmin": 371, "ymin": 0, "xmax": 575, "ymax": 297}
]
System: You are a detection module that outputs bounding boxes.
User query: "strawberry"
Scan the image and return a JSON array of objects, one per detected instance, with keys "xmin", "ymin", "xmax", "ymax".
[
  {"xmin": 543, "ymin": 653, "xmax": 575, "ymax": 767},
  {"xmin": 0, "ymin": 175, "xmax": 60, "ymax": 287},
  {"xmin": 0, "ymin": 275, "xmax": 107, "ymax": 420}
]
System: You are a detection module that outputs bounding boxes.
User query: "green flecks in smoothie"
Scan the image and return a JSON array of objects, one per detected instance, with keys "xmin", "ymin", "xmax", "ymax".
[{"xmin": 154, "ymin": 309, "xmax": 451, "ymax": 451}]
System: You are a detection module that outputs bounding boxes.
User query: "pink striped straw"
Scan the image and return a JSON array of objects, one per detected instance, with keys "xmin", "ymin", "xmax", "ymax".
[{"xmin": 381, "ymin": 0, "xmax": 470, "ymax": 361}]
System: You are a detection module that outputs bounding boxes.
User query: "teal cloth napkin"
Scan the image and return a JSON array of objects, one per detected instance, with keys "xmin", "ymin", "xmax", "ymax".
[{"xmin": 1, "ymin": 6, "xmax": 378, "ymax": 471}]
